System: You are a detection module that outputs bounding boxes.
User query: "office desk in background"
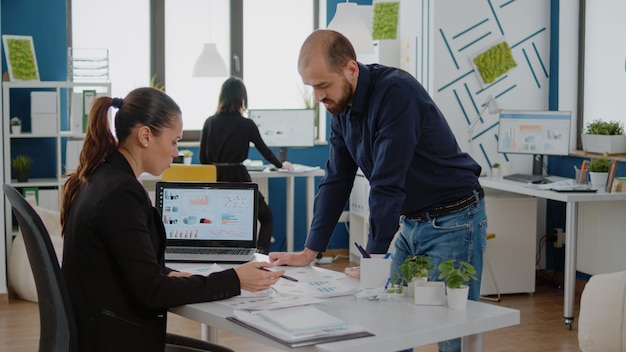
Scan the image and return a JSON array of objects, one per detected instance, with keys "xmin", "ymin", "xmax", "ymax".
[
  {"xmin": 140, "ymin": 167, "xmax": 325, "ymax": 252},
  {"xmin": 169, "ymin": 259, "xmax": 519, "ymax": 352},
  {"xmin": 480, "ymin": 175, "xmax": 626, "ymax": 329}
]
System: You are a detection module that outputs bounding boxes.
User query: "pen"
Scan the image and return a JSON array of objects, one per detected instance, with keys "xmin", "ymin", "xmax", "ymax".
[
  {"xmin": 259, "ymin": 267, "xmax": 299, "ymax": 282},
  {"xmin": 354, "ymin": 242, "xmax": 371, "ymax": 258}
]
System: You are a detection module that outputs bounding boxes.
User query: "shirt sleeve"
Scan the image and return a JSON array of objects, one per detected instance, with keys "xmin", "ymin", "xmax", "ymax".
[
  {"xmin": 98, "ymin": 181, "xmax": 240, "ymax": 310},
  {"xmin": 248, "ymin": 119, "xmax": 282, "ymax": 167},
  {"xmin": 305, "ymin": 116, "xmax": 358, "ymax": 252},
  {"xmin": 365, "ymin": 83, "xmax": 419, "ymax": 254}
]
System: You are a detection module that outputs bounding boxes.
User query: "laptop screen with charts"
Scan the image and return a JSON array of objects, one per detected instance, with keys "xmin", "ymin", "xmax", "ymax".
[{"xmin": 156, "ymin": 181, "xmax": 258, "ymax": 263}]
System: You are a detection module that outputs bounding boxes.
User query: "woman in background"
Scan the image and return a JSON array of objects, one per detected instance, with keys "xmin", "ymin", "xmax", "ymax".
[
  {"xmin": 61, "ymin": 87, "xmax": 282, "ymax": 352},
  {"xmin": 199, "ymin": 77, "xmax": 293, "ymax": 254}
]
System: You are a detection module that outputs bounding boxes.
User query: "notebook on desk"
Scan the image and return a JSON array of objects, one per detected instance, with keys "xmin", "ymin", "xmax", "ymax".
[{"xmin": 156, "ymin": 181, "xmax": 258, "ymax": 263}]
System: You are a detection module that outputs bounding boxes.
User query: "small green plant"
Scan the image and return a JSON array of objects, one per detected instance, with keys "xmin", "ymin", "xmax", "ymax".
[
  {"xmin": 589, "ymin": 158, "xmax": 610, "ymax": 173},
  {"xmin": 10, "ymin": 117, "xmax": 21, "ymax": 126},
  {"xmin": 399, "ymin": 255, "xmax": 434, "ymax": 282},
  {"xmin": 385, "ymin": 255, "xmax": 434, "ymax": 294},
  {"xmin": 437, "ymin": 260, "xmax": 477, "ymax": 289},
  {"xmin": 492, "ymin": 162, "xmax": 500, "ymax": 169},
  {"xmin": 180, "ymin": 149, "xmax": 193, "ymax": 157},
  {"xmin": 11, "ymin": 155, "xmax": 33, "ymax": 172},
  {"xmin": 585, "ymin": 120, "xmax": 624, "ymax": 135}
]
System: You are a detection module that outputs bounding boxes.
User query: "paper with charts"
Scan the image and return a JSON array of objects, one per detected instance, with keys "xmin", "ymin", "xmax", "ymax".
[{"xmin": 270, "ymin": 265, "xmax": 358, "ymax": 298}]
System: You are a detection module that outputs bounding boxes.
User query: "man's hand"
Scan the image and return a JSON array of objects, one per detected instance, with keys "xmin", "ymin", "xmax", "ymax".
[{"xmin": 269, "ymin": 248, "xmax": 318, "ymax": 266}]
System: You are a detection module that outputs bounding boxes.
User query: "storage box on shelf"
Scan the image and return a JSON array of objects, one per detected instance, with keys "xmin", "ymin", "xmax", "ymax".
[{"xmin": 1, "ymin": 81, "xmax": 111, "ymax": 275}]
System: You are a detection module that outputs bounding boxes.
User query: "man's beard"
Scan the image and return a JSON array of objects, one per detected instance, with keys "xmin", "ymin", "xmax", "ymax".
[{"xmin": 323, "ymin": 78, "xmax": 353, "ymax": 115}]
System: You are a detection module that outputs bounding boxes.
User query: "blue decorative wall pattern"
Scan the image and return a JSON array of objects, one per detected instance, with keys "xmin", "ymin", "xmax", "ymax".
[{"xmin": 410, "ymin": 0, "xmax": 551, "ymax": 176}]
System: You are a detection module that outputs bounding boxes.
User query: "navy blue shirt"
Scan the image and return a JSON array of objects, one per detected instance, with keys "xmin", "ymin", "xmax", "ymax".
[{"xmin": 305, "ymin": 63, "xmax": 481, "ymax": 254}]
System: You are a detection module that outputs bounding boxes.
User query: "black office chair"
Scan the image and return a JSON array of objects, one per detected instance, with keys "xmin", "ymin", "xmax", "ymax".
[{"xmin": 2, "ymin": 184, "xmax": 233, "ymax": 352}]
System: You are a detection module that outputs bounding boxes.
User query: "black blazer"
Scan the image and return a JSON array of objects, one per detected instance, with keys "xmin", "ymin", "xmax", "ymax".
[{"xmin": 62, "ymin": 151, "xmax": 241, "ymax": 352}]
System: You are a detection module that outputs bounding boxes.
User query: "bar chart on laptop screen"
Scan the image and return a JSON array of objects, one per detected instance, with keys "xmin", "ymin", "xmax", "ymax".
[{"xmin": 161, "ymin": 188, "xmax": 256, "ymax": 241}]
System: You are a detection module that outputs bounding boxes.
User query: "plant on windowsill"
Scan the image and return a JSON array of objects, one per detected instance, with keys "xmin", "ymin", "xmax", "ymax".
[
  {"xmin": 438, "ymin": 259, "xmax": 477, "ymax": 309},
  {"xmin": 581, "ymin": 119, "xmax": 626, "ymax": 154},
  {"xmin": 11, "ymin": 155, "xmax": 33, "ymax": 182}
]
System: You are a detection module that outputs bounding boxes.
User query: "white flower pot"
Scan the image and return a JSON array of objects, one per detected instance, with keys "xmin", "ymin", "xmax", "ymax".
[
  {"xmin": 11, "ymin": 125, "xmax": 21, "ymax": 134},
  {"xmin": 581, "ymin": 134, "xmax": 626, "ymax": 154},
  {"xmin": 183, "ymin": 157, "xmax": 192, "ymax": 165},
  {"xmin": 589, "ymin": 172, "xmax": 608, "ymax": 189},
  {"xmin": 414, "ymin": 281, "xmax": 446, "ymax": 306},
  {"xmin": 406, "ymin": 277, "xmax": 428, "ymax": 297},
  {"xmin": 446, "ymin": 285, "xmax": 469, "ymax": 310}
]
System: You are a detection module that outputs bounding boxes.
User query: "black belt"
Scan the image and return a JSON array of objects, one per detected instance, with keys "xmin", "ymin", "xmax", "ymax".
[{"xmin": 408, "ymin": 187, "xmax": 484, "ymax": 221}]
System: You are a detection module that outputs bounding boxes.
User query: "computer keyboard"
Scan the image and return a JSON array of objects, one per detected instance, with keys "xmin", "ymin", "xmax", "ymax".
[
  {"xmin": 503, "ymin": 173, "xmax": 552, "ymax": 184},
  {"xmin": 165, "ymin": 247, "xmax": 252, "ymax": 255}
]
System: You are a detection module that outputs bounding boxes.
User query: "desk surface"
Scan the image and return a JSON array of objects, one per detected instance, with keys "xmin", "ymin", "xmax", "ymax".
[
  {"xmin": 169, "ymin": 260, "xmax": 519, "ymax": 352},
  {"xmin": 480, "ymin": 176, "xmax": 626, "ymax": 202}
]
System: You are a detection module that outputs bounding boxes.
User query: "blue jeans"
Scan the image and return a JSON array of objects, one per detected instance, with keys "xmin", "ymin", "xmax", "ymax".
[{"xmin": 392, "ymin": 195, "xmax": 487, "ymax": 352}]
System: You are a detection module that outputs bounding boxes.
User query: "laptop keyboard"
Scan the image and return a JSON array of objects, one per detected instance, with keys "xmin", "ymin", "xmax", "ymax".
[{"xmin": 165, "ymin": 247, "xmax": 253, "ymax": 255}]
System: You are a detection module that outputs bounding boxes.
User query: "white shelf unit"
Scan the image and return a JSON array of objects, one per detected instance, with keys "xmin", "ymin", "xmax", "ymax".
[
  {"xmin": 349, "ymin": 171, "xmax": 370, "ymax": 262},
  {"xmin": 1, "ymin": 81, "xmax": 111, "ymax": 295}
]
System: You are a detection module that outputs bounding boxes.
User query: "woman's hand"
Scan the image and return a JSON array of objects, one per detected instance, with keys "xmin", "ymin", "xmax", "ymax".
[
  {"xmin": 281, "ymin": 161, "xmax": 294, "ymax": 171},
  {"xmin": 234, "ymin": 262, "xmax": 284, "ymax": 292},
  {"xmin": 167, "ymin": 271, "xmax": 192, "ymax": 278}
]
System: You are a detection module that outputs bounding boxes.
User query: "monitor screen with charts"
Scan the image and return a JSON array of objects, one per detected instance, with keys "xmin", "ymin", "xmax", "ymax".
[
  {"xmin": 156, "ymin": 181, "xmax": 258, "ymax": 263},
  {"xmin": 497, "ymin": 110, "xmax": 572, "ymax": 183}
]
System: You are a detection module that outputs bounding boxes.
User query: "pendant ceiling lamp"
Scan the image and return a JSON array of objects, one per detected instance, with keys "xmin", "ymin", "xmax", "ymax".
[
  {"xmin": 192, "ymin": 43, "xmax": 228, "ymax": 77},
  {"xmin": 327, "ymin": 2, "xmax": 374, "ymax": 55}
]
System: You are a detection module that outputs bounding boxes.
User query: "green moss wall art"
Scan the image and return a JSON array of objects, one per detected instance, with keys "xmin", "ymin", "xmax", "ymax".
[
  {"xmin": 472, "ymin": 40, "xmax": 516, "ymax": 85},
  {"xmin": 2, "ymin": 35, "xmax": 40, "ymax": 81},
  {"xmin": 372, "ymin": 2, "xmax": 400, "ymax": 40}
]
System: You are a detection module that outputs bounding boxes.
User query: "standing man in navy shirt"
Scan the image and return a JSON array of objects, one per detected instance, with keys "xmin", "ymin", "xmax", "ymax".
[{"xmin": 270, "ymin": 30, "xmax": 487, "ymax": 351}]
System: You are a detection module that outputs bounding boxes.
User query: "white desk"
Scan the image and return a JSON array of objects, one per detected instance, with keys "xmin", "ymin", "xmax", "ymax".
[
  {"xmin": 247, "ymin": 169, "xmax": 325, "ymax": 252},
  {"xmin": 169, "ymin": 261, "xmax": 519, "ymax": 352},
  {"xmin": 479, "ymin": 176, "xmax": 626, "ymax": 329}
]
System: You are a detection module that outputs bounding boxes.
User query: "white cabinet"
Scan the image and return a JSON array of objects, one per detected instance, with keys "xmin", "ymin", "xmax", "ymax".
[
  {"xmin": 481, "ymin": 190, "xmax": 537, "ymax": 295},
  {"xmin": 1, "ymin": 81, "xmax": 110, "ymax": 295},
  {"xmin": 349, "ymin": 172, "xmax": 370, "ymax": 261}
]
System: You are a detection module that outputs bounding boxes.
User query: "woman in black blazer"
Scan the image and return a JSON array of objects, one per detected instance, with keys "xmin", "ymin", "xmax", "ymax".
[{"xmin": 61, "ymin": 87, "xmax": 283, "ymax": 352}]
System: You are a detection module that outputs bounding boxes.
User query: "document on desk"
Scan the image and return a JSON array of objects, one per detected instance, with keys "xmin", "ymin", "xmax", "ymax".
[
  {"xmin": 228, "ymin": 307, "xmax": 373, "ymax": 348},
  {"xmin": 278, "ymin": 163, "xmax": 321, "ymax": 173},
  {"xmin": 270, "ymin": 265, "xmax": 359, "ymax": 298}
]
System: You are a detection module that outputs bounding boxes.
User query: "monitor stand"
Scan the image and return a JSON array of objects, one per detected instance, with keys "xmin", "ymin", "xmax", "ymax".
[
  {"xmin": 278, "ymin": 147, "xmax": 288, "ymax": 163},
  {"xmin": 502, "ymin": 155, "xmax": 551, "ymax": 184}
]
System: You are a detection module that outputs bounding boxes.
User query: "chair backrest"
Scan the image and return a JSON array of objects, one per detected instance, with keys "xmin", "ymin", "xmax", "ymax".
[
  {"xmin": 3, "ymin": 184, "xmax": 77, "ymax": 352},
  {"xmin": 161, "ymin": 164, "xmax": 217, "ymax": 182}
]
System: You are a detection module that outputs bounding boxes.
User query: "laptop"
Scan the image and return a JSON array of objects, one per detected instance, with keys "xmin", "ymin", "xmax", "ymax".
[{"xmin": 156, "ymin": 181, "xmax": 258, "ymax": 263}]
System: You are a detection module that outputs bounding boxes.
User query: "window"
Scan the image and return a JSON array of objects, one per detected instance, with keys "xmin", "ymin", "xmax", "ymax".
[
  {"xmin": 71, "ymin": 0, "xmax": 324, "ymax": 139},
  {"xmin": 71, "ymin": 0, "xmax": 150, "ymax": 98}
]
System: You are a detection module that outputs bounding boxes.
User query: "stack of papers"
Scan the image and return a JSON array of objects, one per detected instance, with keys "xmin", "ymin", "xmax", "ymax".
[{"xmin": 228, "ymin": 306, "xmax": 373, "ymax": 347}]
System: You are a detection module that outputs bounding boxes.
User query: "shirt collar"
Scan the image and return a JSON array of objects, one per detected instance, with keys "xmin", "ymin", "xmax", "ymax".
[{"xmin": 349, "ymin": 62, "xmax": 370, "ymax": 118}]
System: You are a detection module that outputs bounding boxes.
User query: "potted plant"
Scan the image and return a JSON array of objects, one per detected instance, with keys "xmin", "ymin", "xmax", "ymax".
[
  {"xmin": 491, "ymin": 162, "xmax": 501, "ymax": 177},
  {"xmin": 438, "ymin": 259, "xmax": 477, "ymax": 309},
  {"xmin": 10, "ymin": 117, "xmax": 21, "ymax": 134},
  {"xmin": 581, "ymin": 120, "xmax": 626, "ymax": 154},
  {"xmin": 588, "ymin": 158, "xmax": 610, "ymax": 189},
  {"xmin": 180, "ymin": 149, "xmax": 193, "ymax": 165},
  {"xmin": 399, "ymin": 255, "xmax": 434, "ymax": 297},
  {"xmin": 11, "ymin": 155, "xmax": 33, "ymax": 182}
]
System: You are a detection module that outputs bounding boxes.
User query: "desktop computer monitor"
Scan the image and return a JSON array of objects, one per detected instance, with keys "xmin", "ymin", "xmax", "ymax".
[
  {"xmin": 497, "ymin": 110, "xmax": 571, "ymax": 183},
  {"xmin": 247, "ymin": 109, "xmax": 316, "ymax": 161}
]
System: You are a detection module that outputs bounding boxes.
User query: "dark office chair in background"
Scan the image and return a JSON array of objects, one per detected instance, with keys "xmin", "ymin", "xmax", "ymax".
[{"xmin": 2, "ymin": 184, "xmax": 233, "ymax": 352}]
